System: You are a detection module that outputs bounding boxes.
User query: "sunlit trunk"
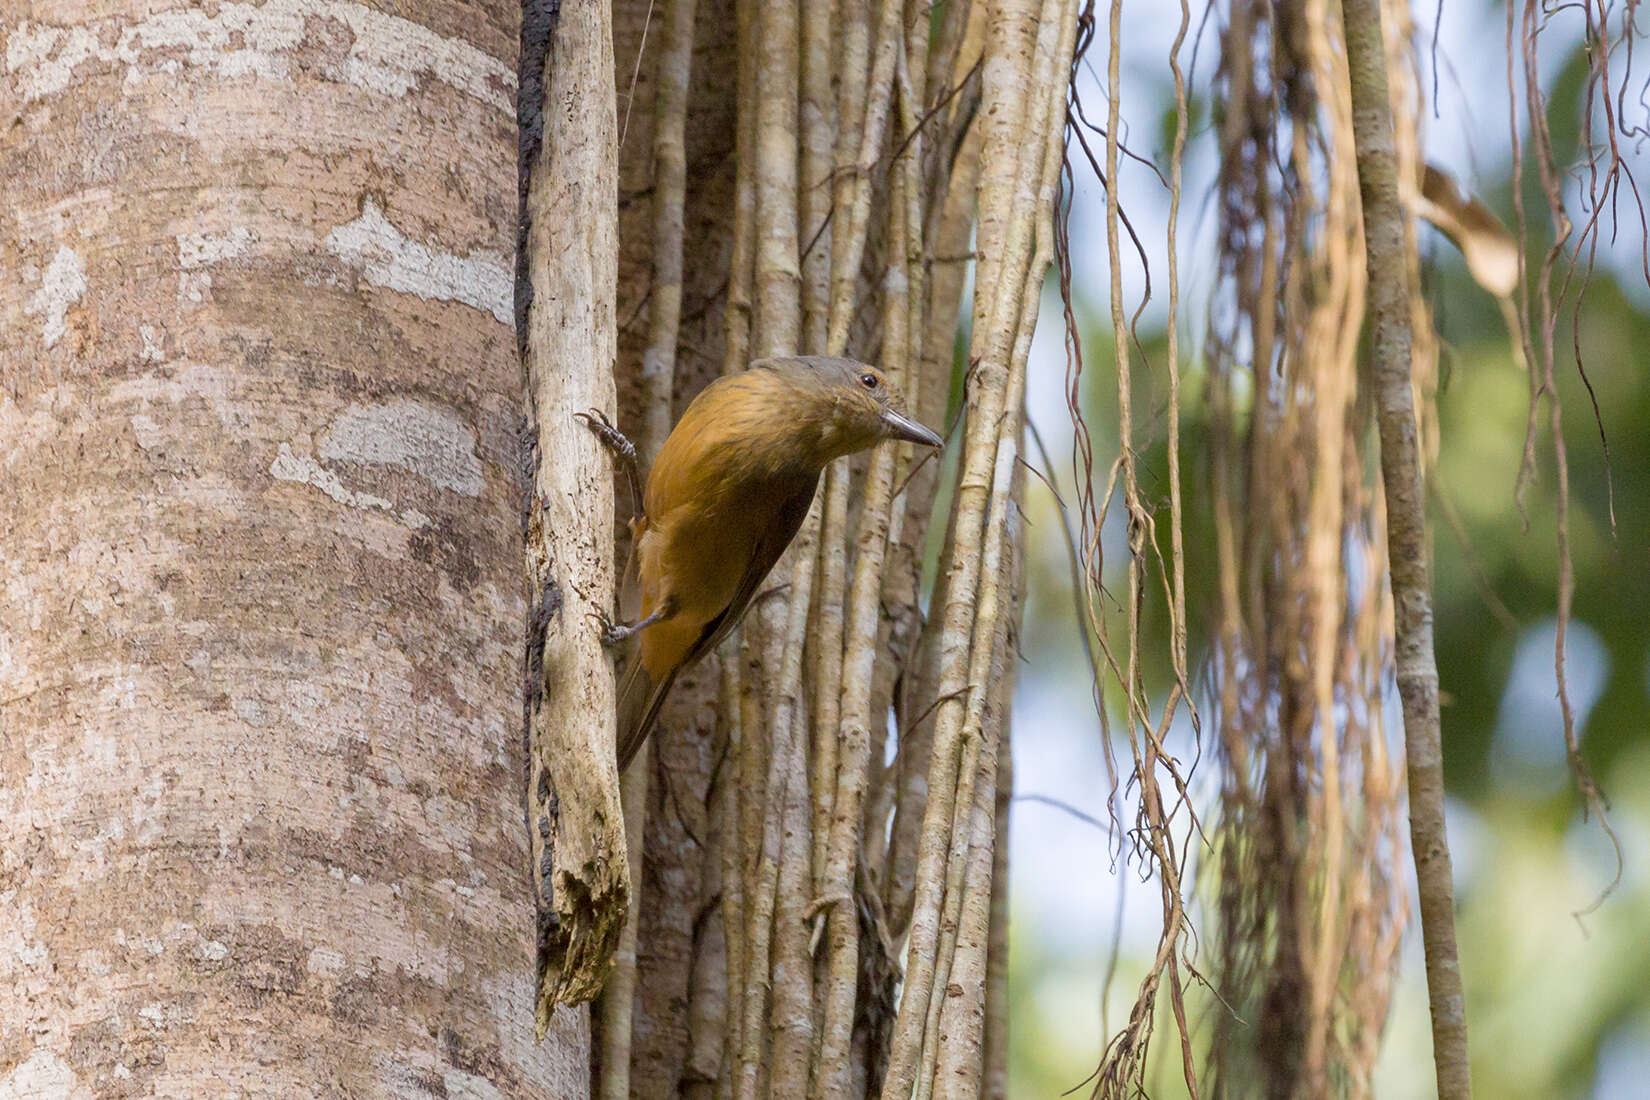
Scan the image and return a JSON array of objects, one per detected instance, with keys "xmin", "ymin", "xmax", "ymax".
[{"xmin": 2, "ymin": 0, "xmax": 583, "ymax": 1090}]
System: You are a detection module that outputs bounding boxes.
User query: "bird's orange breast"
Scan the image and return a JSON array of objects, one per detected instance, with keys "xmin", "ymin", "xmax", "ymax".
[
  {"xmin": 635, "ymin": 497, "xmax": 755, "ymax": 679},
  {"xmin": 630, "ymin": 366, "xmax": 836, "ymax": 682}
]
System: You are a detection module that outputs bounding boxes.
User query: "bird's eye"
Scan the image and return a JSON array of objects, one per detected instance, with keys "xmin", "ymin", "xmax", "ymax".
[{"xmin": 859, "ymin": 372, "xmax": 879, "ymax": 390}]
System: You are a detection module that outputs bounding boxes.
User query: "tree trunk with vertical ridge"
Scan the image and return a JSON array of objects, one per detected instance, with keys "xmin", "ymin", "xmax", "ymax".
[{"xmin": 1, "ymin": 0, "xmax": 585, "ymax": 1092}]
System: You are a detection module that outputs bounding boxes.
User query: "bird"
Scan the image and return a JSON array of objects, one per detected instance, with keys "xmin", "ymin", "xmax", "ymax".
[{"xmin": 581, "ymin": 355, "xmax": 943, "ymax": 771}]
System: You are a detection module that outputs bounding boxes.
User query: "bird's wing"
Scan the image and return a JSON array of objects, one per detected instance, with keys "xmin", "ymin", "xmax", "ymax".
[
  {"xmin": 681, "ymin": 471, "xmax": 819, "ymax": 672},
  {"xmin": 616, "ymin": 471, "xmax": 819, "ymax": 769}
]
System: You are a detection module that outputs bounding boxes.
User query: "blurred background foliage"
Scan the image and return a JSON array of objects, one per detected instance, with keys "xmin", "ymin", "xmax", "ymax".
[{"xmin": 1002, "ymin": 4, "xmax": 1650, "ymax": 1095}]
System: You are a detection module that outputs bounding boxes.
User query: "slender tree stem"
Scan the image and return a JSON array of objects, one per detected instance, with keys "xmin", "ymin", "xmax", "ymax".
[
  {"xmin": 526, "ymin": 0, "xmax": 628, "ymax": 1026},
  {"xmin": 600, "ymin": 0, "xmax": 697, "ymax": 1086},
  {"xmin": 1340, "ymin": 0, "xmax": 1470, "ymax": 1094}
]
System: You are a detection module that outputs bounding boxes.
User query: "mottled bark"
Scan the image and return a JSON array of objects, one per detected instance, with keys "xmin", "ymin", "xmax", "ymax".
[{"xmin": 1, "ymin": 0, "xmax": 584, "ymax": 1092}]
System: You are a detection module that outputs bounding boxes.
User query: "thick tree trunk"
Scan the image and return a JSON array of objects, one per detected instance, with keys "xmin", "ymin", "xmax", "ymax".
[{"xmin": 1, "ymin": 1, "xmax": 584, "ymax": 1093}]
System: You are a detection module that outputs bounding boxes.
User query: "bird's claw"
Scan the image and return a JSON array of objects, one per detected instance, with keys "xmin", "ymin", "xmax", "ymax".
[
  {"xmin": 574, "ymin": 410, "xmax": 644, "ymax": 517},
  {"xmin": 587, "ymin": 608, "xmax": 635, "ymax": 648},
  {"xmin": 575, "ymin": 409, "xmax": 638, "ymax": 463}
]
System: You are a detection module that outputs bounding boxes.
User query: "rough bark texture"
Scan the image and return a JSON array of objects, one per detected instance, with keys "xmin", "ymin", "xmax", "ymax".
[
  {"xmin": 1, "ymin": 0, "xmax": 585, "ymax": 1092},
  {"xmin": 523, "ymin": 0, "xmax": 630, "ymax": 1023},
  {"xmin": 569, "ymin": 0, "xmax": 1050, "ymax": 1092},
  {"xmin": 1341, "ymin": 0, "xmax": 1470, "ymax": 1095}
]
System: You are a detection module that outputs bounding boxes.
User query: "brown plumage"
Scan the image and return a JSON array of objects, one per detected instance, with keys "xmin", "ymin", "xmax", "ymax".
[{"xmin": 611, "ymin": 355, "xmax": 942, "ymax": 769}]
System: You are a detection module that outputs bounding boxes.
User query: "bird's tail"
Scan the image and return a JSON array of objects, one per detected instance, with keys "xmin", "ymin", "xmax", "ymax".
[{"xmin": 616, "ymin": 652, "xmax": 675, "ymax": 771}]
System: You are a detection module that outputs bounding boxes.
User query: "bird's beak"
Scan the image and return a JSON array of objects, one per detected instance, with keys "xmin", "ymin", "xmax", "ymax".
[{"xmin": 880, "ymin": 408, "xmax": 943, "ymax": 448}]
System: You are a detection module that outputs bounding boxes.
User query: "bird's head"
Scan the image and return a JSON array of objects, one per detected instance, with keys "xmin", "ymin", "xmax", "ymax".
[{"xmin": 753, "ymin": 355, "xmax": 944, "ymax": 462}]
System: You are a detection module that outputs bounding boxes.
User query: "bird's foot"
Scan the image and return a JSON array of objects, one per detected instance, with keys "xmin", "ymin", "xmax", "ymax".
[
  {"xmin": 588, "ymin": 594, "xmax": 674, "ymax": 648},
  {"xmin": 587, "ymin": 609, "xmax": 638, "ymax": 648},
  {"xmin": 589, "ymin": 603, "xmax": 670, "ymax": 647},
  {"xmin": 574, "ymin": 410, "xmax": 644, "ymax": 515},
  {"xmin": 574, "ymin": 409, "xmax": 636, "ymax": 461}
]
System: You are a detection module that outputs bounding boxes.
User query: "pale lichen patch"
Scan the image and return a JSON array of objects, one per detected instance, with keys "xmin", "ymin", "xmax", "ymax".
[
  {"xmin": 442, "ymin": 1069, "xmax": 508, "ymax": 1100},
  {"xmin": 24, "ymin": 246, "xmax": 86, "ymax": 348},
  {"xmin": 5, "ymin": 23, "xmax": 102, "ymax": 102},
  {"xmin": 0, "ymin": 1048, "xmax": 80, "ymax": 1099},
  {"xmin": 176, "ymin": 271, "xmax": 212, "ymax": 309},
  {"xmin": 269, "ymin": 443, "xmax": 430, "ymax": 528},
  {"xmin": 324, "ymin": 0, "xmax": 515, "ymax": 114},
  {"xmin": 81, "ymin": 723, "xmax": 118, "ymax": 769},
  {"xmin": 139, "ymin": 324, "xmax": 167, "ymax": 363},
  {"xmin": 129, "ymin": 412, "xmax": 165, "ymax": 453},
  {"xmin": 0, "ymin": 625, "xmax": 27, "ymax": 688},
  {"xmin": 307, "ymin": 945, "xmax": 347, "ymax": 975},
  {"xmin": 177, "ymin": 226, "xmax": 257, "ymax": 269},
  {"xmin": 7, "ymin": 3, "xmax": 515, "ymax": 116},
  {"xmin": 78, "ymin": 948, "xmax": 112, "ymax": 977},
  {"xmin": 11, "ymin": 940, "xmax": 48, "ymax": 969},
  {"xmin": 112, "ymin": 364, "xmax": 257, "ymax": 439},
  {"xmin": 324, "ymin": 199, "xmax": 511, "ymax": 326},
  {"xmin": 113, "ymin": 929, "xmax": 166, "ymax": 957},
  {"xmin": 321, "ymin": 398, "xmax": 485, "ymax": 496}
]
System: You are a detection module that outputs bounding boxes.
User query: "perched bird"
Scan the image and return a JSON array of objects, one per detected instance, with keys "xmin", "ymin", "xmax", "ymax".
[{"xmin": 585, "ymin": 355, "xmax": 943, "ymax": 770}]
